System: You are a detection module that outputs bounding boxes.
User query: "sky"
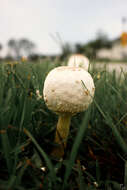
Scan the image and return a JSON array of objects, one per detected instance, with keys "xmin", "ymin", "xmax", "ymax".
[{"xmin": 1, "ymin": 0, "xmax": 127, "ymax": 56}]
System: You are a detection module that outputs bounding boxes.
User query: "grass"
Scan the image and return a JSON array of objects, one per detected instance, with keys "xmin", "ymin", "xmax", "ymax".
[{"xmin": 0, "ymin": 59, "xmax": 127, "ymax": 189}]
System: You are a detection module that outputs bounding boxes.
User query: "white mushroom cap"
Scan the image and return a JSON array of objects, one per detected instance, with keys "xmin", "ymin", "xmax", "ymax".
[
  {"xmin": 43, "ymin": 66, "xmax": 95, "ymax": 115},
  {"xmin": 67, "ymin": 54, "xmax": 89, "ymax": 71}
]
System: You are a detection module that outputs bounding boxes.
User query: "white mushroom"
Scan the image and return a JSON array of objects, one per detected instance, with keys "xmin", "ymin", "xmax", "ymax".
[
  {"xmin": 67, "ymin": 54, "xmax": 89, "ymax": 71},
  {"xmin": 43, "ymin": 66, "xmax": 95, "ymax": 158}
]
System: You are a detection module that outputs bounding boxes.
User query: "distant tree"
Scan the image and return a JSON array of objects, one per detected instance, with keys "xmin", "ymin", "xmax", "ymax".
[
  {"xmin": 28, "ymin": 53, "xmax": 40, "ymax": 61},
  {"xmin": 7, "ymin": 38, "xmax": 36, "ymax": 59},
  {"xmin": 0, "ymin": 43, "xmax": 3, "ymax": 58},
  {"xmin": 0, "ymin": 43, "xmax": 3, "ymax": 60},
  {"xmin": 75, "ymin": 31, "xmax": 112, "ymax": 59},
  {"xmin": 49, "ymin": 33, "xmax": 73, "ymax": 60},
  {"xmin": 0, "ymin": 43, "xmax": 2, "ymax": 51},
  {"xmin": 8, "ymin": 39, "xmax": 20, "ymax": 58},
  {"xmin": 89, "ymin": 31, "xmax": 111, "ymax": 50},
  {"xmin": 19, "ymin": 38, "xmax": 35, "ymax": 56},
  {"xmin": 60, "ymin": 43, "xmax": 73, "ymax": 60},
  {"xmin": 75, "ymin": 43, "xmax": 85, "ymax": 54}
]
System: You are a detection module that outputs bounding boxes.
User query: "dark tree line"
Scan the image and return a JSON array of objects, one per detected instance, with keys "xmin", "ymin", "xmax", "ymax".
[
  {"xmin": 7, "ymin": 38, "xmax": 35, "ymax": 59},
  {"xmin": 75, "ymin": 31, "xmax": 112, "ymax": 59},
  {"xmin": 60, "ymin": 31, "xmax": 112, "ymax": 60},
  {"xmin": 0, "ymin": 31, "xmax": 113, "ymax": 60},
  {"xmin": 0, "ymin": 38, "xmax": 36, "ymax": 60}
]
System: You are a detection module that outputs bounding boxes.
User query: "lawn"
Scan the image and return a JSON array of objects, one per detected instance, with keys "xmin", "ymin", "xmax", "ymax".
[{"xmin": 0, "ymin": 59, "xmax": 127, "ymax": 190}]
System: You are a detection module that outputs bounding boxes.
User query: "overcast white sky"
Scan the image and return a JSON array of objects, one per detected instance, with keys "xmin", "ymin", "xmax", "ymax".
[{"xmin": 1, "ymin": 0, "xmax": 127, "ymax": 55}]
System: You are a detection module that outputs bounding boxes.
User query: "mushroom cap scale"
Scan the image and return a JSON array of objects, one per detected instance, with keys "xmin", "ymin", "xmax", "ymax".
[
  {"xmin": 68, "ymin": 54, "xmax": 89, "ymax": 71},
  {"xmin": 43, "ymin": 66, "xmax": 95, "ymax": 115}
]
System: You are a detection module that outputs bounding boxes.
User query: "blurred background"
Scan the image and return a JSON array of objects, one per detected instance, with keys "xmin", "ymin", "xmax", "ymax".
[{"xmin": 1, "ymin": 0, "xmax": 127, "ymax": 61}]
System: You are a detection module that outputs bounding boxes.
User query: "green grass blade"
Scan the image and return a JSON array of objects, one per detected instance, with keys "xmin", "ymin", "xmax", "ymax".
[
  {"xmin": 23, "ymin": 128, "xmax": 57, "ymax": 184},
  {"xmin": 96, "ymin": 160, "xmax": 100, "ymax": 184},
  {"xmin": 1, "ymin": 132, "xmax": 13, "ymax": 174},
  {"xmin": 77, "ymin": 162, "xmax": 87, "ymax": 190},
  {"xmin": 124, "ymin": 161, "xmax": 127, "ymax": 189},
  {"xmin": 94, "ymin": 96, "xmax": 127, "ymax": 155},
  {"xmin": 7, "ymin": 175, "xmax": 16, "ymax": 189},
  {"xmin": 62, "ymin": 108, "xmax": 91, "ymax": 189}
]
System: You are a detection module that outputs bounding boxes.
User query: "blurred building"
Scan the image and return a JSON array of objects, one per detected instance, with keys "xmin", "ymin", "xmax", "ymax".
[{"xmin": 97, "ymin": 38, "xmax": 127, "ymax": 60}]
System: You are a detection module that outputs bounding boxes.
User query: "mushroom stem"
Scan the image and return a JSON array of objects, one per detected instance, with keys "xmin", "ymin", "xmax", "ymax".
[{"xmin": 51, "ymin": 114, "xmax": 71, "ymax": 158}]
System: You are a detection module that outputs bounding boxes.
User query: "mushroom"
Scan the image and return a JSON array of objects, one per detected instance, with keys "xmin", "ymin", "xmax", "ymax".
[
  {"xmin": 67, "ymin": 54, "xmax": 89, "ymax": 71},
  {"xmin": 43, "ymin": 66, "xmax": 95, "ymax": 158}
]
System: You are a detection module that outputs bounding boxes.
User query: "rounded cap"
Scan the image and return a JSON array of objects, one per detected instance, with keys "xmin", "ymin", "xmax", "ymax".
[
  {"xmin": 68, "ymin": 54, "xmax": 89, "ymax": 71},
  {"xmin": 43, "ymin": 66, "xmax": 95, "ymax": 115}
]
